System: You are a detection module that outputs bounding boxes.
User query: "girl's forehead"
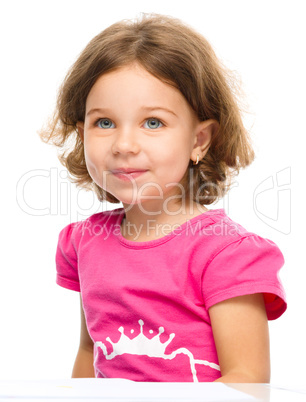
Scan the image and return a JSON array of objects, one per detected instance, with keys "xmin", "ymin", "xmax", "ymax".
[
  {"xmin": 86, "ymin": 63, "xmax": 187, "ymax": 108},
  {"xmin": 93, "ymin": 62, "xmax": 162, "ymax": 86}
]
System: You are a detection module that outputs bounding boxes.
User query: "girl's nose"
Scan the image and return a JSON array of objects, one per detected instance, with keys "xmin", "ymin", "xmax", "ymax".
[{"xmin": 111, "ymin": 128, "xmax": 141, "ymax": 155}]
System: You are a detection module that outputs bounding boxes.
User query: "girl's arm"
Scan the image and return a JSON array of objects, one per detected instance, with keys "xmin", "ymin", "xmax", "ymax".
[
  {"xmin": 72, "ymin": 295, "xmax": 95, "ymax": 378},
  {"xmin": 209, "ymin": 293, "xmax": 270, "ymax": 383}
]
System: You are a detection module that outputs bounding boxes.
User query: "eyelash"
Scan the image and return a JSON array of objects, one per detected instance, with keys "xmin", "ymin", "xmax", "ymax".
[{"xmin": 94, "ymin": 117, "xmax": 164, "ymax": 129}]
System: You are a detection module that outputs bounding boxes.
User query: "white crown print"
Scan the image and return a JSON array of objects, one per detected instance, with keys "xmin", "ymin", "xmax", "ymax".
[
  {"xmin": 94, "ymin": 319, "xmax": 220, "ymax": 383},
  {"xmin": 95, "ymin": 319, "xmax": 175, "ymax": 359}
]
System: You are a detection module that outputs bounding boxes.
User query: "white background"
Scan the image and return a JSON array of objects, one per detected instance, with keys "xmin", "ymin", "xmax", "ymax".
[{"xmin": 1, "ymin": 0, "xmax": 305, "ymax": 385}]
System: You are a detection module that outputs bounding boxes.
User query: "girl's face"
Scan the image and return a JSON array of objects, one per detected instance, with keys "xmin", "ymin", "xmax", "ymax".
[{"xmin": 78, "ymin": 63, "xmax": 213, "ymax": 208}]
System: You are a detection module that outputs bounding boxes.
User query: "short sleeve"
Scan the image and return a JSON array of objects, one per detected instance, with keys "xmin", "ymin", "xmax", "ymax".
[
  {"xmin": 56, "ymin": 223, "xmax": 81, "ymax": 292},
  {"xmin": 202, "ymin": 234, "xmax": 287, "ymax": 320}
]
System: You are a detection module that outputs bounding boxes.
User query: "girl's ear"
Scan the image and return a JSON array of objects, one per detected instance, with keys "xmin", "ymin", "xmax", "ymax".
[
  {"xmin": 77, "ymin": 121, "xmax": 85, "ymax": 143},
  {"xmin": 192, "ymin": 119, "xmax": 219, "ymax": 162}
]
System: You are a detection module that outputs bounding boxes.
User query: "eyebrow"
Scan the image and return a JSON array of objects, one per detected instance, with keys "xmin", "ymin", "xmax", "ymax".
[
  {"xmin": 86, "ymin": 106, "xmax": 178, "ymax": 118},
  {"xmin": 140, "ymin": 106, "xmax": 178, "ymax": 118}
]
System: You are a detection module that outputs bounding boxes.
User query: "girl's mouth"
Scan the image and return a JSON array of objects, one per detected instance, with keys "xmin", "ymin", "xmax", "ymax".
[{"xmin": 112, "ymin": 170, "xmax": 148, "ymax": 181}]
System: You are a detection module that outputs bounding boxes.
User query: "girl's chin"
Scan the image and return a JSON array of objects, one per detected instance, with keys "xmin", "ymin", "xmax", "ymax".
[
  {"xmin": 108, "ymin": 190, "xmax": 165, "ymax": 206},
  {"xmin": 120, "ymin": 198, "xmax": 163, "ymax": 210}
]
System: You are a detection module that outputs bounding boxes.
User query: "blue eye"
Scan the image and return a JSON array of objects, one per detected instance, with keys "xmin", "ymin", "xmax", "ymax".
[
  {"xmin": 144, "ymin": 118, "xmax": 163, "ymax": 129},
  {"xmin": 97, "ymin": 118, "xmax": 115, "ymax": 129}
]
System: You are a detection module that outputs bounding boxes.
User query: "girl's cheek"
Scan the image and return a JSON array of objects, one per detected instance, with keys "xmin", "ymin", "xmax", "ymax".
[
  {"xmin": 84, "ymin": 145, "xmax": 101, "ymax": 170},
  {"xmin": 84, "ymin": 137, "xmax": 101, "ymax": 156}
]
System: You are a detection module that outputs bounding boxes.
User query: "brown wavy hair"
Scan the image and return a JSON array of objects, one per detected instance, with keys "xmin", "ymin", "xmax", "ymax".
[{"xmin": 39, "ymin": 13, "xmax": 255, "ymax": 205}]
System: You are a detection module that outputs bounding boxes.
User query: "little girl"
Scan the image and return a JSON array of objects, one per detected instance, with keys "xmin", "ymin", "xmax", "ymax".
[{"xmin": 41, "ymin": 13, "xmax": 286, "ymax": 383}]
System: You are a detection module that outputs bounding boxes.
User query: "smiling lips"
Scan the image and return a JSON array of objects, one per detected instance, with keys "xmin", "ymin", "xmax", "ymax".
[{"xmin": 111, "ymin": 168, "xmax": 148, "ymax": 181}]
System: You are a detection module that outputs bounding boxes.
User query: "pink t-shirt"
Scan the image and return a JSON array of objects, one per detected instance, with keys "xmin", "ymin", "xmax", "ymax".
[{"xmin": 56, "ymin": 208, "xmax": 286, "ymax": 382}]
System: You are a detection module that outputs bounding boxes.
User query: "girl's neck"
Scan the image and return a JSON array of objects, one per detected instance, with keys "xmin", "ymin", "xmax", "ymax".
[{"xmin": 120, "ymin": 201, "xmax": 208, "ymax": 242}]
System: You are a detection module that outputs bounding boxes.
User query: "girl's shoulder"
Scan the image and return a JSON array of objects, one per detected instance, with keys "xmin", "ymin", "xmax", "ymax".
[
  {"xmin": 189, "ymin": 208, "xmax": 257, "ymax": 241},
  {"xmin": 204, "ymin": 209, "xmax": 285, "ymax": 261},
  {"xmin": 58, "ymin": 207, "xmax": 124, "ymax": 243},
  {"xmin": 80, "ymin": 207, "xmax": 124, "ymax": 231}
]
